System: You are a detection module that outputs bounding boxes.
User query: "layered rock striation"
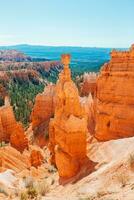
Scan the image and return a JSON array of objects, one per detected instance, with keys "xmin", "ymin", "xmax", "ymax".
[
  {"xmin": 0, "ymin": 146, "xmax": 30, "ymax": 173},
  {"xmin": 0, "ymin": 146, "xmax": 45, "ymax": 172},
  {"xmin": 95, "ymin": 44, "xmax": 134, "ymax": 141}
]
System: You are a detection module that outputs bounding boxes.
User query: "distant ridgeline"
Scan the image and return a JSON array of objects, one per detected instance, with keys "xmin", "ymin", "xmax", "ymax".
[
  {"xmin": 0, "ymin": 49, "xmax": 49, "ymax": 62},
  {"xmin": 0, "ymin": 44, "xmax": 114, "ymax": 73}
]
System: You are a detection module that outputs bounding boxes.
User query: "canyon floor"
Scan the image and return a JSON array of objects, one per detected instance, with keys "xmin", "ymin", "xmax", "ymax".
[{"xmin": 43, "ymin": 137, "xmax": 134, "ymax": 200}]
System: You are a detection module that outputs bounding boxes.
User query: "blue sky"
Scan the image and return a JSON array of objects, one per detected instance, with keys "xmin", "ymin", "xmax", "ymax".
[{"xmin": 0, "ymin": 0, "xmax": 134, "ymax": 47}]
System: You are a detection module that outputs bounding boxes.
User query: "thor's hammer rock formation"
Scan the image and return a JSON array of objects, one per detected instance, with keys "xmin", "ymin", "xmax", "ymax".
[{"xmin": 49, "ymin": 54, "xmax": 94, "ymax": 184}]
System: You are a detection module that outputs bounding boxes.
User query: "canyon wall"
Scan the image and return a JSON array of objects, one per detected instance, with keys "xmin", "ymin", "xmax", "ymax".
[{"xmin": 95, "ymin": 44, "xmax": 134, "ymax": 141}]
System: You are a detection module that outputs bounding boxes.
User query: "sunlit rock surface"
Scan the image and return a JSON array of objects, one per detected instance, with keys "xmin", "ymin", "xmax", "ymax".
[
  {"xmin": 0, "ymin": 97, "xmax": 28, "ymax": 152},
  {"xmin": 95, "ymin": 44, "xmax": 134, "ymax": 141},
  {"xmin": 49, "ymin": 54, "xmax": 95, "ymax": 184},
  {"xmin": 10, "ymin": 122, "xmax": 28, "ymax": 153},
  {"xmin": 31, "ymin": 84, "xmax": 55, "ymax": 147}
]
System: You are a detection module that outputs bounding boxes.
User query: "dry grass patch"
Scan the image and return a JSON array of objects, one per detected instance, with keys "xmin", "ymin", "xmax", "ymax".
[
  {"xmin": 129, "ymin": 153, "xmax": 134, "ymax": 170},
  {"xmin": 20, "ymin": 191, "xmax": 28, "ymax": 200},
  {"xmin": 23, "ymin": 176, "xmax": 34, "ymax": 188},
  {"xmin": 97, "ymin": 191, "xmax": 107, "ymax": 198},
  {"xmin": 20, "ymin": 186, "xmax": 38, "ymax": 200},
  {"xmin": 79, "ymin": 196, "xmax": 95, "ymax": 200},
  {"xmin": 20, "ymin": 177, "xmax": 50, "ymax": 199},
  {"xmin": 36, "ymin": 180, "xmax": 50, "ymax": 196},
  {"xmin": 117, "ymin": 173, "xmax": 129, "ymax": 188}
]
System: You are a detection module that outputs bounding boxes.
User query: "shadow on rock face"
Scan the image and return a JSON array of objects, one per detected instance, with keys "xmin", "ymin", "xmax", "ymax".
[{"xmin": 59, "ymin": 157, "xmax": 98, "ymax": 185}]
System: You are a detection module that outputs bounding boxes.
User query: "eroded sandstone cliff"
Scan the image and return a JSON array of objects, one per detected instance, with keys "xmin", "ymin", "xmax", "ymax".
[
  {"xmin": 95, "ymin": 44, "xmax": 134, "ymax": 141},
  {"xmin": 31, "ymin": 84, "xmax": 55, "ymax": 147}
]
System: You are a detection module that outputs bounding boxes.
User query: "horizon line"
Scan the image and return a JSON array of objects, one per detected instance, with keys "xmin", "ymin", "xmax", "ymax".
[{"xmin": 0, "ymin": 43, "xmax": 129, "ymax": 49}]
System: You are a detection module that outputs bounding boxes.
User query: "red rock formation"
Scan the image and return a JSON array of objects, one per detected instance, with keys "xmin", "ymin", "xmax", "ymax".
[
  {"xmin": 0, "ymin": 115, "xmax": 4, "ymax": 143},
  {"xmin": 0, "ymin": 146, "xmax": 30, "ymax": 173},
  {"xmin": 95, "ymin": 44, "xmax": 134, "ymax": 141},
  {"xmin": 10, "ymin": 122, "xmax": 28, "ymax": 153},
  {"xmin": 49, "ymin": 54, "xmax": 94, "ymax": 184},
  {"xmin": 31, "ymin": 84, "xmax": 55, "ymax": 147},
  {"xmin": 80, "ymin": 72, "xmax": 97, "ymax": 97},
  {"xmin": 0, "ymin": 97, "xmax": 28, "ymax": 152},
  {"xmin": 0, "ymin": 104, "xmax": 17, "ymax": 142},
  {"xmin": 30, "ymin": 150, "xmax": 44, "ymax": 168},
  {"xmin": 0, "ymin": 146, "xmax": 45, "ymax": 172},
  {"xmin": 0, "ymin": 60, "xmax": 62, "ymax": 87}
]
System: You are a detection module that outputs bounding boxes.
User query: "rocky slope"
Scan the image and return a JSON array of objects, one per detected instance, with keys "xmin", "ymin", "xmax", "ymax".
[{"xmin": 44, "ymin": 136, "xmax": 134, "ymax": 200}]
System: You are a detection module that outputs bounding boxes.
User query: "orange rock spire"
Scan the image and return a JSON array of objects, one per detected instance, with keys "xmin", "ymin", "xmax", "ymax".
[
  {"xmin": 95, "ymin": 44, "xmax": 134, "ymax": 141},
  {"xmin": 0, "ymin": 97, "xmax": 28, "ymax": 152},
  {"xmin": 49, "ymin": 54, "xmax": 94, "ymax": 184}
]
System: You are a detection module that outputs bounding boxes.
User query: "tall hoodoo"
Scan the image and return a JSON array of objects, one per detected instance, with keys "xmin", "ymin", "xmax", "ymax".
[
  {"xmin": 0, "ymin": 97, "xmax": 28, "ymax": 152},
  {"xmin": 49, "ymin": 54, "xmax": 92, "ymax": 183},
  {"xmin": 95, "ymin": 44, "xmax": 134, "ymax": 141}
]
